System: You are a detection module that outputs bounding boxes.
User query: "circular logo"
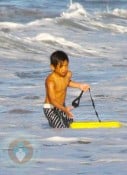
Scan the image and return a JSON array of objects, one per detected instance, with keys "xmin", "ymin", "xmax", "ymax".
[{"xmin": 8, "ymin": 138, "xmax": 33, "ymax": 164}]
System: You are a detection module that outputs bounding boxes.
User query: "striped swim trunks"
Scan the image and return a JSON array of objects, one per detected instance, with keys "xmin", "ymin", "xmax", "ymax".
[{"xmin": 43, "ymin": 104, "xmax": 73, "ymax": 128}]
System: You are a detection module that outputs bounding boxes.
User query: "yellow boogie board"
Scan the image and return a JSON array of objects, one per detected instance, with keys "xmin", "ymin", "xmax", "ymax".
[{"xmin": 70, "ymin": 121, "xmax": 122, "ymax": 129}]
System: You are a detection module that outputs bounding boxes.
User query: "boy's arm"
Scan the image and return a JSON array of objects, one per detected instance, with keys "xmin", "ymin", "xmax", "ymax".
[{"xmin": 68, "ymin": 80, "xmax": 90, "ymax": 92}]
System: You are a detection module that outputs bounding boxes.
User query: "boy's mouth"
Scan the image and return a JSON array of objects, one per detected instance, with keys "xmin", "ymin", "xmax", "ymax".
[{"xmin": 61, "ymin": 71, "xmax": 67, "ymax": 76}]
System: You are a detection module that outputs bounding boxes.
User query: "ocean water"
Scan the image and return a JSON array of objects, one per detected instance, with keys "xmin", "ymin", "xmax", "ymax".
[{"xmin": 0, "ymin": 0, "xmax": 127, "ymax": 174}]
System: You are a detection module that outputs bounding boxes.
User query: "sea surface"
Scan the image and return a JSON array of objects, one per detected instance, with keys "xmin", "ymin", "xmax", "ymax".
[{"xmin": 0, "ymin": 0, "xmax": 127, "ymax": 174}]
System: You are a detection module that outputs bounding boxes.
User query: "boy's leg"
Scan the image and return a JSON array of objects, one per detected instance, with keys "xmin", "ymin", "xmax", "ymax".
[
  {"xmin": 43, "ymin": 107, "xmax": 73, "ymax": 128},
  {"xmin": 56, "ymin": 109, "xmax": 73, "ymax": 128},
  {"xmin": 43, "ymin": 108, "xmax": 67, "ymax": 128}
]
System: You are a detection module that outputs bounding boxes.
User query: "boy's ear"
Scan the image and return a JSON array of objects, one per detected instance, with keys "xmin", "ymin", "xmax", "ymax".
[{"xmin": 50, "ymin": 64, "xmax": 55, "ymax": 71}]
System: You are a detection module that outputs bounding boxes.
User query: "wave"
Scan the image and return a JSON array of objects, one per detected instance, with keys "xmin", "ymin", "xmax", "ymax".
[
  {"xmin": 32, "ymin": 33, "xmax": 100, "ymax": 56},
  {"xmin": 1, "ymin": 15, "xmax": 126, "ymax": 35},
  {"xmin": 0, "ymin": 30, "xmax": 101, "ymax": 59},
  {"xmin": 0, "ymin": 22, "xmax": 24, "ymax": 32},
  {"xmin": 62, "ymin": 3, "xmax": 88, "ymax": 19},
  {"xmin": 34, "ymin": 33, "xmax": 82, "ymax": 48},
  {"xmin": 112, "ymin": 8, "xmax": 127, "ymax": 18},
  {"xmin": 0, "ymin": 2, "xmax": 127, "ymax": 60},
  {"xmin": 0, "ymin": 31, "xmax": 45, "ymax": 59},
  {"xmin": 89, "ymin": 20, "xmax": 127, "ymax": 33},
  {"xmin": 0, "ymin": 3, "xmax": 127, "ymax": 34},
  {"xmin": 60, "ymin": 3, "xmax": 127, "ymax": 33},
  {"xmin": 98, "ymin": 7, "xmax": 127, "ymax": 20}
]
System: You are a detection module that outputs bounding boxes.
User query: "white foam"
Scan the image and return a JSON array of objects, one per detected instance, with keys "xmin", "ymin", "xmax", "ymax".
[
  {"xmin": 113, "ymin": 8, "xmax": 127, "ymax": 18},
  {"xmin": 91, "ymin": 20, "xmax": 127, "ymax": 33},
  {"xmin": 62, "ymin": 3, "xmax": 88, "ymax": 19},
  {"xmin": 95, "ymin": 158, "xmax": 127, "ymax": 163},
  {"xmin": 42, "ymin": 136, "xmax": 91, "ymax": 143},
  {"xmin": 33, "ymin": 33, "xmax": 100, "ymax": 56},
  {"xmin": 0, "ymin": 22, "xmax": 24, "ymax": 30},
  {"xmin": 34, "ymin": 33, "xmax": 80, "ymax": 48},
  {"xmin": 27, "ymin": 18, "xmax": 53, "ymax": 27}
]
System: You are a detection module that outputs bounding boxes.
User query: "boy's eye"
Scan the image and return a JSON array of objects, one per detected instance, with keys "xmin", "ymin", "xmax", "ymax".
[
  {"xmin": 59, "ymin": 64, "xmax": 64, "ymax": 68},
  {"xmin": 60, "ymin": 63, "xmax": 63, "ymax": 68},
  {"xmin": 60, "ymin": 65, "xmax": 64, "ymax": 68}
]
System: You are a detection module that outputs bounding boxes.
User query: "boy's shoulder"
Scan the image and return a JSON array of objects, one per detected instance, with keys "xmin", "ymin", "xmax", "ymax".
[
  {"xmin": 46, "ymin": 72, "xmax": 54, "ymax": 81},
  {"xmin": 67, "ymin": 70, "xmax": 72, "ymax": 78}
]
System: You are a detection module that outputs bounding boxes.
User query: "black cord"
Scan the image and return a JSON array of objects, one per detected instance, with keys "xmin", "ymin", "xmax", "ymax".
[{"xmin": 89, "ymin": 89, "xmax": 101, "ymax": 122}]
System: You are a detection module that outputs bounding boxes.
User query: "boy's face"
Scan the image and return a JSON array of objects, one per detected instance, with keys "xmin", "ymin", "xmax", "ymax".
[{"xmin": 51, "ymin": 60, "xmax": 69, "ymax": 77}]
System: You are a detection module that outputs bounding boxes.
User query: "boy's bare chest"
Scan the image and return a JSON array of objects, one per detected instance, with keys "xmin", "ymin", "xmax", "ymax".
[{"xmin": 55, "ymin": 77, "xmax": 69, "ymax": 91}]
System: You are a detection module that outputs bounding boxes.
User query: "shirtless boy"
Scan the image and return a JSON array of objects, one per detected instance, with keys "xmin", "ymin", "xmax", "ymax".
[{"xmin": 43, "ymin": 50, "xmax": 90, "ymax": 128}]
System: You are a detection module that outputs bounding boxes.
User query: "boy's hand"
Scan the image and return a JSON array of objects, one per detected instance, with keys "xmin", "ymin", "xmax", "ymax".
[
  {"xmin": 64, "ymin": 106, "xmax": 74, "ymax": 118},
  {"xmin": 80, "ymin": 84, "xmax": 90, "ymax": 92}
]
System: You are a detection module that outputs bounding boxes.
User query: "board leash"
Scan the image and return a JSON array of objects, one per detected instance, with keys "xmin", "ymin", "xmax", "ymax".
[
  {"xmin": 88, "ymin": 88, "xmax": 101, "ymax": 122},
  {"xmin": 72, "ymin": 88, "xmax": 101, "ymax": 122}
]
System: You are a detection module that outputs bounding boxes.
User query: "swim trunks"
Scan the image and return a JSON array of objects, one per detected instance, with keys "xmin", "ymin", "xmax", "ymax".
[{"xmin": 43, "ymin": 104, "xmax": 73, "ymax": 128}]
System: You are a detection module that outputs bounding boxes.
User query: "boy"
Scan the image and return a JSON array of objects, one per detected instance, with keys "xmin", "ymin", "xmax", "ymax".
[{"xmin": 43, "ymin": 50, "xmax": 90, "ymax": 128}]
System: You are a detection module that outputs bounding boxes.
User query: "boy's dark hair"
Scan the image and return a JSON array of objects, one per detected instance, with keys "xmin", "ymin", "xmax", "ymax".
[{"xmin": 50, "ymin": 50, "xmax": 69, "ymax": 67}]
